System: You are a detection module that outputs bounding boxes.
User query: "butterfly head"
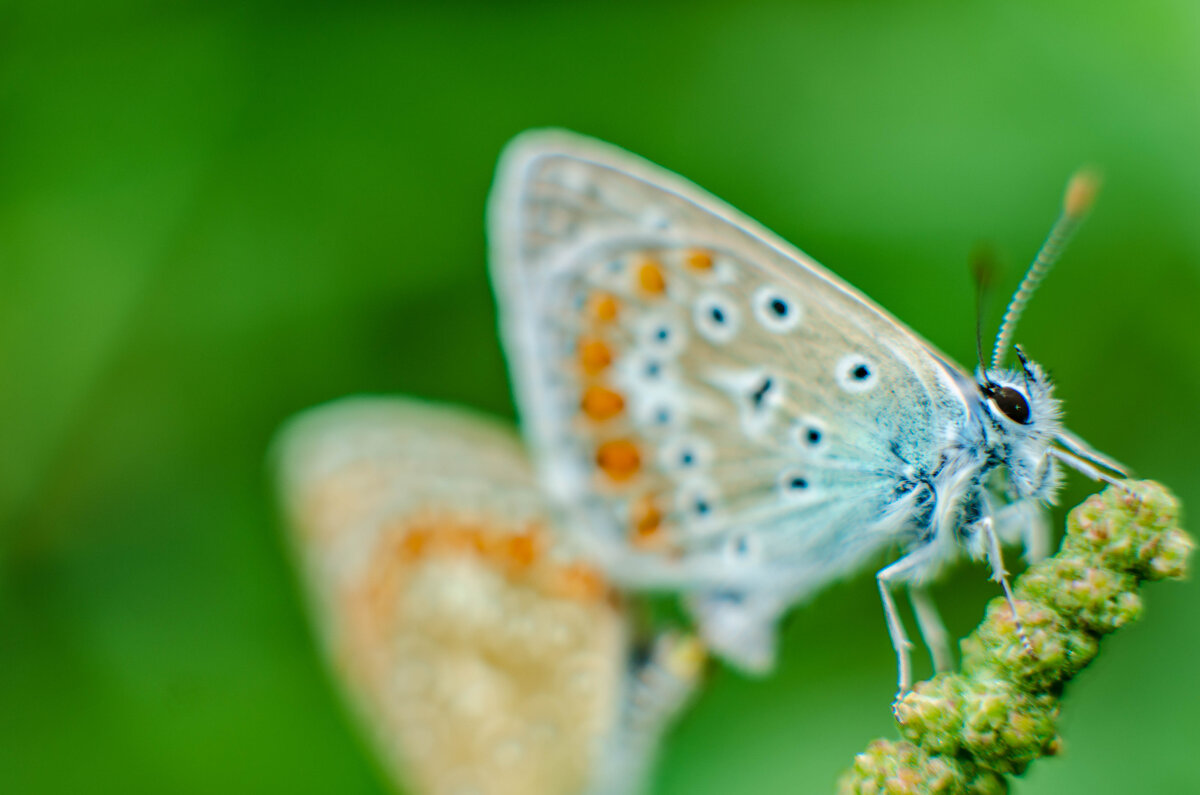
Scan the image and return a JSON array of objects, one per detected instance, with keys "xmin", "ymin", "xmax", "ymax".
[{"xmin": 976, "ymin": 346, "xmax": 1063, "ymax": 501}]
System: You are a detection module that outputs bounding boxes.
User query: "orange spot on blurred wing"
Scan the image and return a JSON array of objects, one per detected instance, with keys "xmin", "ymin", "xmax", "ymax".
[
  {"xmin": 442, "ymin": 526, "xmax": 485, "ymax": 554},
  {"xmin": 551, "ymin": 563, "xmax": 609, "ymax": 602},
  {"xmin": 578, "ymin": 337, "xmax": 613, "ymax": 375},
  {"xmin": 581, "ymin": 385, "xmax": 625, "ymax": 421},
  {"xmin": 400, "ymin": 527, "xmax": 432, "ymax": 560},
  {"xmin": 596, "ymin": 439, "xmax": 640, "ymax": 482},
  {"xmin": 630, "ymin": 494, "xmax": 665, "ymax": 549},
  {"xmin": 502, "ymin": 529, "xmax": 540, "ymax": 568}
]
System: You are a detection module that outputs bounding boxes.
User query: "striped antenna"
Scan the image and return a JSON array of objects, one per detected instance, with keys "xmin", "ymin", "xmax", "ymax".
[
  {"xmin": 991, "ymin": 169, "xmax": 1101, "ymax": 369},
  {"xmin": 970, "ymin": 243, "xmax": 998, "ymax": 378}
]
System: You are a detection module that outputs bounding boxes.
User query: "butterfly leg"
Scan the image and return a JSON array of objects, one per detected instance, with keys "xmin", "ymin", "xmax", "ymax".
[
  {"xmin": 1048, "ymin": 446, "xmax": 1126, "ymax": 488},
  {"xmin": 908, "ymin": 585, "xmax": 954, "ymax": 673},
  {"xmin": 978, "ymin": 515, "xmax": 1034, "ymax": 654},
  {"xmin": 588, "ymin": 632, "xmax": 706, "ymax": 795},
  {"xmin": 876, "ymin": 541, "xmax": 947, "ymax": 705}
]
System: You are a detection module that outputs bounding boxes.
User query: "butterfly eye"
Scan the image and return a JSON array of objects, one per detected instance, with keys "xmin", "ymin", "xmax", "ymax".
[
  {"xmin": 752, "ymin": 286, "xmax": 803, "ymax": 333},
  {"xmin": 988, "ymin": 385, "xmax": 1032, "ymax": 425}
]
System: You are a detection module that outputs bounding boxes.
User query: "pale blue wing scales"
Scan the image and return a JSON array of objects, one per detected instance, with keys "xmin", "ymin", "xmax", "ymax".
[{"xmin": 489, "ymin": 131, "xmax": 971, "ymax": 603}]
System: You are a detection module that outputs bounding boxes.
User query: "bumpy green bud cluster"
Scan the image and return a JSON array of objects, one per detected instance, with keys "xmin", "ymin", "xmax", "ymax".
[
  {"xmin": 838, "ymin": 481, "xmax": 1192, "ymax": 794},
  {"xmin": 842, "ymin": 739, "xmax": 1006, "ymax": 795}
]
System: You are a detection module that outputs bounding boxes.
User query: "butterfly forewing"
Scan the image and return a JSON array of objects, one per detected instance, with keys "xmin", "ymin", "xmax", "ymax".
[{"xmin": 490, "ymin": 131, "xmax": 972, "ymax": 598}]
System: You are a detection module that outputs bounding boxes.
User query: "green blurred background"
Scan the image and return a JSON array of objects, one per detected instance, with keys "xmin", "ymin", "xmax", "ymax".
[{"xmin": 2, "ymin": 1, "xmax": 1198, "ymax": 793}]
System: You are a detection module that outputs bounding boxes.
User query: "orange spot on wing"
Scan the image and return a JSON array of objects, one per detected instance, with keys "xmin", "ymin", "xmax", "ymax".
[
  {"xmin": 447, "ymin": 527, "xmax": 483, "ymax": 553},
  {"xmin": 638, "ymin": 259, "xmax": 667, "ymax": 295},
  {"xmin": 400, "ymin": 528, "xmax": 432, "ymax": 560},
  {"xmin": 630, "ymin": 495, "xmax": 665, "ymax": 548},
  {"xmin": 685, "ymin": 249, "xmax": 714, "ymax": 271},
  {"xmin": 581, "ymin": 385, "xmax": 625, "ymax": 421},
  {"xmin": 578, "ymin": 337, "xmax": 613, "ymax": 375},
  {"xmin": 597, "ymin": 439, "xmax": 641, "ymax": 482},
  {"xmin": 589, "ymin": 292, "xmax": 619, "ymax": 323},
  {"xmin": 499, "ymin": 528, "xmax": 541, "ymax": 568},
  {"xmin": 551, "ymin": 563, "xmax": 609, "ymax": 602}
]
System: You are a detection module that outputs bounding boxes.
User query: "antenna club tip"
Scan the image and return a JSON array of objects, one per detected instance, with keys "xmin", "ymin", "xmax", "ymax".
[{"xmin": 1064, "ymin": 168, "xmax": 1103, "ymax": 218}]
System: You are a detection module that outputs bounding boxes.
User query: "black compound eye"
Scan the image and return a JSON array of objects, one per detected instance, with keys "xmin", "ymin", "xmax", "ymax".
[{"xmin": 989, "ymin": 385, "xmax": 1031, "ymax": 425}]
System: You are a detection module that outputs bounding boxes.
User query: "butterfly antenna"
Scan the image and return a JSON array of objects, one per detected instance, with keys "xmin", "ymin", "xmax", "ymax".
[
  {"xmin": 991, "ymin": 168, "xmax": 1101, "ymax": 369},
  {"xmin": 970, "ymin": 243, "xmax": 998, "ymax": 382}
]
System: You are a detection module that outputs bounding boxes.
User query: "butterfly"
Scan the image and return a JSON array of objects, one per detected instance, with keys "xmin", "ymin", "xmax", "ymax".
[
  {"xmin": 487, "ymin": 129, "xmax": 1127, "ymax": 697},
  {"xmin": 277, "ymin": 396, "xmax": 705, "ymax": 795}
]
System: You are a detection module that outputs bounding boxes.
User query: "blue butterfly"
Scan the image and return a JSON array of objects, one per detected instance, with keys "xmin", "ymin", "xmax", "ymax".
[{"xmin": 488, "ymin": 130, "xmax": 1125, "ymax": 696}]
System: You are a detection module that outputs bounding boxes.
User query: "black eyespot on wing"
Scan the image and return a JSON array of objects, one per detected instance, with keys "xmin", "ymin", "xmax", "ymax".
[
  {"xmin": 989, "ymin": 385, "xmax": 1032, "ymax": 425},
  {"xmin": 640, "ymin": 314, "xmax": 686, "ymax": 356},
  {"xmin": 750, "ymin": 375, "xmax": 774, "ymax": 409},
  {"xmin": 794, "ymin": 419, "xmax": 826, "ymax": 450},
  {"xmin": 753, "ymin": 286, "xmax": 802, "ymax": 332},
  {"xmin": 779, "ymin": 468, "xmax": 812, "ymax": 501},
  {"xmin": 694, "ymin": 292, "xmax": 740, "ymax": 344},
  {"xmin": 836, "ymin": 354, "xmax": 877, "ymax": 393}
]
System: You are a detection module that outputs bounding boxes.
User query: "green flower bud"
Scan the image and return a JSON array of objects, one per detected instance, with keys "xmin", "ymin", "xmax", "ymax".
[
  {"xmin": 1147, "ymin": 527, "xmax": 1194, "ymax": 581},
  {"xmin": 1015, "ymin": 557, "xmax": 1141, "ymax": 634},
  {"xmin": 962, "ymin": 598, "xmax": 1098, "ymax": 689},
  {"xmin": 959, "ymin": 680, "xmax": 1058, "ymax": 775},
  {"xmin": 840, "ymin": 481, "xmax": 1191, "ymax": 792},
  {"xmin": 837, "ymin": 740, "xmax": 972, "ymax": 795},
  {"xmin": 1064, "ymin": 481, "xmax": 1191, "ymax": 578},
  {"xmin": 895, "ymin": 674, "xmax": 964, "ymax": 755}
]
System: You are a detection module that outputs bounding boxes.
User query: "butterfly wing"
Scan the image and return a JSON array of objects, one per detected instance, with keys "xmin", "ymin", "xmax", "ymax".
[
  {"xmin": 276, "ymin": 396, "xmax": 630, "ymax": 795},
  {"xmin": 489, "ymin": 131, "xmax": 975, "ymax": 665}
]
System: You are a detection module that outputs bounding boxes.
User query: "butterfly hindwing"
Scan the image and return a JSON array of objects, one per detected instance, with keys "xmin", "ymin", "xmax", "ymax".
[
  {"xmin": 276, "ymin": 397, "xmax": 629, "ymax": 795},
  {"xmin": 489, "ymin": 131, "xmax": 974, "ymax": 650}
]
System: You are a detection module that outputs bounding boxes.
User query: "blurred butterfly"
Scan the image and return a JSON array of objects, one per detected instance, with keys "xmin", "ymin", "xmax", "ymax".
[
  {"xmin": 278, "ymin": 397, "xmax": 705, "ymax": 795},
  {"xmin": 488, "ymin": 130, "xmax": 1126, "ymax": 696}
]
